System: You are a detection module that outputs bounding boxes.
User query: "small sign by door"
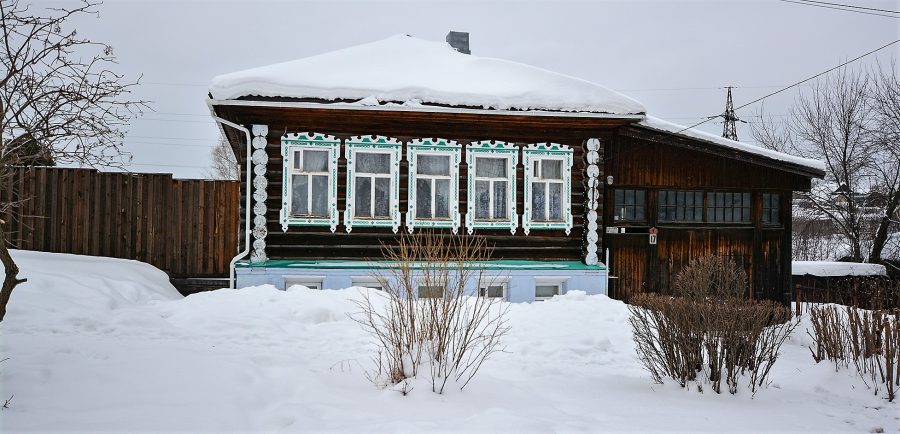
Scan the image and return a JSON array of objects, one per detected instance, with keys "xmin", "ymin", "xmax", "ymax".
[{"xmin": 649, "ymin": 227, "xmax": 658, "ymax": 245}]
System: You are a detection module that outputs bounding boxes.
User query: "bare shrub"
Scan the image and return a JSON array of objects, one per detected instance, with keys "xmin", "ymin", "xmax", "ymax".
[
  {"xmin": 630, "ymin": 256, "xmax": 799, "ymax": 395},
  {"xmin": 352, "ymin": 231, "xmax": 509, "ymax": 394},
  {"xmin": 809, "ymin": 304, "xmax": 900, "ymax": 401}
]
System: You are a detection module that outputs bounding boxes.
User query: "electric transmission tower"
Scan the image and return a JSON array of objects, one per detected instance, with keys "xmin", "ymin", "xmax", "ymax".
[{"xmin": 720, "ymin": 86, "xmax": 744, "ymax": 141}]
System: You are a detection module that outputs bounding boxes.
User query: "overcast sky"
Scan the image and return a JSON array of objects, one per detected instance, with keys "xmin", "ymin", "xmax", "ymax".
[{"xmin": 62, "ymin": 0, "xmax": 900, "ymax": 178}]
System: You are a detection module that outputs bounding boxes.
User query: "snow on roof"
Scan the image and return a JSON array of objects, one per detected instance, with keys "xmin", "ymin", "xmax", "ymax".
[
  {"xmin": 209, "ymin": 34, "xmax": 645, "ymax": 115},
  {"xmin": 792, "ymin": 261, "xmax": 887, "ymax": 277},
  {"xmin": 638, "ymin": 116, "xmax": 826, "ymax": 174}
]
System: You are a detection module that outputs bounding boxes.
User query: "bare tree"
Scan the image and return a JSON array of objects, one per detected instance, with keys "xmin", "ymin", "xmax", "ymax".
[
  {"xmin": 0, "ymin": 0, "xmax": 147, "ymax": 321},
  {"xmin": 203, "ymin": 135, "xmax": 238, "ymax": 180},
  {"xmin": 752, "ymin": 64, "xmax": 899, "ymax": 262}
]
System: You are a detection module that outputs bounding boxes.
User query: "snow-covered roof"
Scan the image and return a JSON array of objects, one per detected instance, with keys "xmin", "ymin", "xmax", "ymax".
[
  {"xmin": 209, "ymin": 34, "xmax": 645, "ymax": 115},
  {"xmin": 792, "ymin": 261, "xmax": 887, "ymax": 277},
  {"xmin": 638, "ymin": 116, "xmax": 826, "ymax": 174}
]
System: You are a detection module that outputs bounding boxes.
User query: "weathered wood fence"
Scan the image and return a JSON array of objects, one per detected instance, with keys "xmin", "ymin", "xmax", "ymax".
[{"xmin": 2, "ymin": 167, "xmax": 240, "ymax": 278}]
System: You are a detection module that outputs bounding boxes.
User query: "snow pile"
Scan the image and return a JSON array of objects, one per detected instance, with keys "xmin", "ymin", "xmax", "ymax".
[
  {"xmin": 638, "ymin": 116, "xmax": 827, "ymax": 173},
  {"xmin": 792, "ymin": 260, "xmax": 888, "ymax": 277},
  {"xmin": 1, "ymin": 251, "xmax": 895, "ymax": 432},
  {"xmin": 209, "ymin": 34, "xmax": 645, "ymax": 115}
]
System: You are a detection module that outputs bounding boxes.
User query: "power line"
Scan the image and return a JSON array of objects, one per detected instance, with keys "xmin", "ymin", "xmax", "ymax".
[
  {"xmin": 778, "ymin": 0, "xmax": 900, "ymax": 18},
  {"xmin": 789, "ymin": 0, "xmax": 899, "ymax": 14}
]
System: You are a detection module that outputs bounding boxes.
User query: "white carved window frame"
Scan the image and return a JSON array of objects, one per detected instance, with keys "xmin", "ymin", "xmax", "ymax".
[
  {"xmin": 465, "ymin": 141, "xmax": 518, "ymax": 235},
  {"xmin": 280, "ymin": 133, "xmax": 341, "ymax": 233},
  {"xmin": 344, "ymin": 135, "xmax": 402, "ymax": 233},
  {"xmin": 406, "ymin": 138, "xmax": 462, "ymax": 234},
  {"xmin": 522, "ymin": 143, "xmax": 574, "ymax": 235}
]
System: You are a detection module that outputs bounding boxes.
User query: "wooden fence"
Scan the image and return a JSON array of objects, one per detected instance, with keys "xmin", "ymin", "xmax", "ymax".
[{"xmin": 2, "ymin": 167, "xmax": 240, "ymax": 278}]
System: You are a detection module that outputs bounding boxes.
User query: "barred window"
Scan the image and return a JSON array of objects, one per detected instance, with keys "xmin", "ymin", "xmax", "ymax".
[
  {"xmin": 762, "ymin": 193, "xmax": 780, "ymax": 224},
  {"xmin": 706, "ymin": 192, "xmax": 751, "ymax": 223},
  {"xmin": 658, "ymin": 190, "xmax": 704, "ymax": 222},
  {"xmin": 614, "ymin": 189, "xmax": 646, "ymax": 222}
]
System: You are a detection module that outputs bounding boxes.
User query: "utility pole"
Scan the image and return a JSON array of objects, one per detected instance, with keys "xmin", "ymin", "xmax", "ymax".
[{"xmin": 721, "ymin": 86, "xmax": 742, "ymax": 141}]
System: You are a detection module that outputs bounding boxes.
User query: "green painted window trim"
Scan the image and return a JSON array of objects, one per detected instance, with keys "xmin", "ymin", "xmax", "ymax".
[
  {"xmin": 465, "ymin": 140, "xmax": 519, "ymax": 234},
  {"xmin": 522, "ymin": 143, "xmax": 574, "ymax": 235},
  {"xmin": 344, "ymin": 135, "xmax": 403, "ymax": 233},
  {"xmin": 237, "ymin": 259, "xmax": 606, "ymax": 271},
  {"xmin": 406, "ymin": 138, "xmax": 462, "ymax": 234},
  {"xmin": 280, "ymin": 133, "xmax": 341, "ymax": 232}
]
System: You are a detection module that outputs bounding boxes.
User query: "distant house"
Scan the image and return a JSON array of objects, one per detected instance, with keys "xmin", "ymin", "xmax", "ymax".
[
  {"xmin": 792, "ymin": 260, "xmax": 889, "ymax": 307},
  {"xmin": 207, "ymin": 33, "xmax": 824, "ymax": 303}
]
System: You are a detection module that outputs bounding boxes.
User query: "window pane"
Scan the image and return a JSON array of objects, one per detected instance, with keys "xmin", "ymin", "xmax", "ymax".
[
  {"xmin": 310, "ymin": 175, "xmax": 328, "ymax": 216},
  {"xmin": 374, "ymin": 177, "xmax": 390, "ymax": 217},
  {"xmin": 549, "ymin": 183, "xmax": 562, "ymax": 221},
  {"xmin": 302, "ymin": 150, "xmax": 328, "ymax": 172},
  {"xmin": 625, "ymin": 190, "xmax": 634, "ymax": 205},
  {"xmin": 476, "ymin": 157, "xmax": 506, "ymax": 178},
  {"xmin": 475, "ymin": 180, "xmax": 490, "ymax": 219},
  {"xmin": 356, "ymin": 153, "xmax": 390, "ymax": 174},
  {"xmin": 355, "ymin": 177, "xmax": 371, "ymax": 217},
  {"xmin": 535, "ymin": 284, "xmax": 559, "ymax": 298},
  {"xmin": 532, "ymin": 182, "xmax": 546, "ymax": 221},
  {"xmin": 494, "ymin": 181, "xmax": 507, "ymax": 219},
  {"xmin": 541, "ymin": 160, "xmax": 562, "ymax": 179},
  {"xmin": 417, "ymin": 155, "xmax": 450, "ymax": 176},
  {"xmin": 293, "ymin": 151, "xmax": 302, "ymax": 170},
  {"xmin": 416, "ymin": 178, "xmax": 432, "ymax": 218},
  {"xmin": 291, "ymin": 174, "xmax": 308, "ymax": 215},
  {"xmin": 480, "ymin": 285, "xmax": 504, "ymax": 298},
  {"xmin": 435, "ymin": 179, "xmax": 450, "ymax": 218},
  {"xmin": 418, "ymin": 286, "xmax": 444, "ymax": 298}
]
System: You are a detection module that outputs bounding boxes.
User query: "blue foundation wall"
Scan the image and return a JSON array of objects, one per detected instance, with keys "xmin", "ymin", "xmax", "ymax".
[{"xmin": 236, "ymin": 261, "xmax": 607, "ymax": 303}]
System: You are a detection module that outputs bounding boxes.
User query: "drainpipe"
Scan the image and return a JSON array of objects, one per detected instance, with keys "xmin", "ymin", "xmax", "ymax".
[{"xmin": 210, "ymin": 115, "xmax": 252, "ymax": 289}]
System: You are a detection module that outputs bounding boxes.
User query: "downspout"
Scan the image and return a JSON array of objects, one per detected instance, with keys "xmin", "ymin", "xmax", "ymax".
[{"xmin": 210, "ymin": 115, "xmax": 252, "ymax": 289}]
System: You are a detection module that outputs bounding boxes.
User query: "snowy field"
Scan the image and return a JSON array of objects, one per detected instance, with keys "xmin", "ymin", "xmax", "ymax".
[{"xmin": 1, "ymin": 250, "xmax": 897, "ymax": 433}]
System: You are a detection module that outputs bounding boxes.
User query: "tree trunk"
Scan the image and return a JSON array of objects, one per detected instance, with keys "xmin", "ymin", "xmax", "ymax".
[
  {"xmin": 869, "ymin": 192, "xmax": 900, "ymax": 262},
  {"xmin": 0, "ymin": 222, "xmax": 26, "ymax": 322}
]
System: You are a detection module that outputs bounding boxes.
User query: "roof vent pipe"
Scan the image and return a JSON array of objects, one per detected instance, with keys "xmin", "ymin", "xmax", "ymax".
[{"xmin": 446, "ymin": 31, "xmax": 470, "ymax": 54}]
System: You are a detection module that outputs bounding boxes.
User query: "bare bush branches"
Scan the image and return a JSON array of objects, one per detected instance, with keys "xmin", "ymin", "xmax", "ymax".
[
  {"xmin": 808, "ymin": 304, "xmax": 900, "ymax": 401},
  {"xmin": 629, "ymin": 256, "xmax": 799, "ymax": 395},
  {"xmin": 352, "ymin": 231, "xmax": 509, "ymax": 394}
]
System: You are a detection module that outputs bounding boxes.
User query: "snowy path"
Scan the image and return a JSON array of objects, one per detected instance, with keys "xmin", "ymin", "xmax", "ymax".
[{"xmin": 1, "ymin": 250, "xmax": 896, "ymax": 433}]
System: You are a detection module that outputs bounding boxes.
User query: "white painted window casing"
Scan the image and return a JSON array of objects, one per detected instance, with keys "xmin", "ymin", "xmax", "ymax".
[
  {"xmin": 533, "ymin": 276, "xmax": 569, "ymax": 301},
  {"xmin": 283, "ymin": 275, "xmax": 325, "ymax": 290},
  {"xmin": 280, "ymin": 133, "xmax": 341, "ymax": 232},
  {"xmin": 522, "ymin": 143, "xmax": 574, "ymax": 235},
  {"xmin": 466, "ymin": 141, "xmax": 518, "ymax": 235},
  {"xmin": 344, "ymin": 136, "xmax": 402, "ymax": 233},
  {"xmin": 406, "ymin": 138, "xmax": 462, "ymax": 233}
]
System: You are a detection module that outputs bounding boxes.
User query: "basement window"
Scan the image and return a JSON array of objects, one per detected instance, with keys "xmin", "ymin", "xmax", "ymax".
[
  {"xmin": 283, "ymin": 275, "xmax": 324, "ymax": 290},
  {"xmin": 533, "ymin": 276, "xmax": 568, "ymax": 301}
]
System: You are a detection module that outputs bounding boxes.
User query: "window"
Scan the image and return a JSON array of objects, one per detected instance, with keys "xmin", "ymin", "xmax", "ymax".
[
  {"xmin": 533, "ymin": 277, "xmax": 567, "ymax": 301},
  {"xmin": 466, "ymin": 141, "xmax": 518, "ymax": 234},
  {"xmin": 614, "ymin": 189, "xmax": 646, "ymax": 222},
  {"xmin": 478, "ymin": 277, "xmax": 509, "ymax": 299},
  {"xmin": 283, "ymin": 275, "xmax": 324, "ymax": 290},
  {"xmin": 522, "ymin": 143, "xmax": 574, "ymax": 235},
  {"xmin": 351, "ymin": 277, "xmax": 383, "ymax": 291},
  {"xmin": 407, "ymin": 138, "xmax": 462, "ymax": 233},
  {"xmin": 345, "ymin": 136, "xmax": 402, "ymax": 233},
  {"xmin": 658, "ymin": 190, "xmax": 704, "ymax": 223},
  {"xmin": 417, "ymin": 285, "xmax": 445, "ymax": 299},
  {"xmin": 706, "ymin": 192, "xmax": 751, "ymax": 223},
  {"xmin": 762, "ymin": 193, "xmax": 780, "ymax": 224},
  {"xmin": 280, "ymin": 133, "xmax": 340, "ymax": 232}
]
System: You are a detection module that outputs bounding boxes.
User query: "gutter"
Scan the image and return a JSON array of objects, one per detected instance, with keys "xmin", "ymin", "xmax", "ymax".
[
  {"xmin": 207, "ymin": 98, "xmax": 646, "ymax": 120},
  {"xmin": 208, "ymin": 111, "xmax": 252, "ymax": 289}
]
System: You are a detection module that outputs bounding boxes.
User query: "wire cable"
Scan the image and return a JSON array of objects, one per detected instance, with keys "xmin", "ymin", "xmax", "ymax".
[{"xmin": 778, "ymin": 0, "xmax": 900, "ymax": 18}]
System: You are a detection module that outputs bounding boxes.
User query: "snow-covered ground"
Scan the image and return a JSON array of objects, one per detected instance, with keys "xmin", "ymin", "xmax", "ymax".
[{"xmin": 1, "ymin": 250, "xmax": 896, "ymax": 433}]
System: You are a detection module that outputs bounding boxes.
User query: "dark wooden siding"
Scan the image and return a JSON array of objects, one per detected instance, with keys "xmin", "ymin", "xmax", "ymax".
[
  {"xmin": 604, "ymin": 128, "xmax": 801, "ymax": 303},
  {"xmin": 3, "ymin": 167, "xmax": 240, "ymax": 278},
  {"xmin": 215, "ymin": 106, "xmax": 626, "ymax": 262}
]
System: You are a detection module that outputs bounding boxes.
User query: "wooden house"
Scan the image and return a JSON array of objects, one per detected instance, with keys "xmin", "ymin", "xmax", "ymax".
[{"xmin": 207, "ymin": 34, "xmax": 825, "ymax": 303}]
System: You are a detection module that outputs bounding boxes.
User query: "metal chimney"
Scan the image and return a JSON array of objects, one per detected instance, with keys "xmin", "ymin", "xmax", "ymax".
[{"xmin": 446, "ymin": 31, "xmax": 470, "ymax": 54}]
